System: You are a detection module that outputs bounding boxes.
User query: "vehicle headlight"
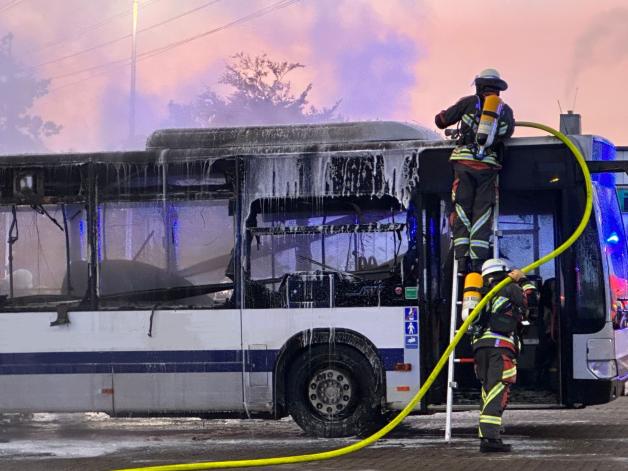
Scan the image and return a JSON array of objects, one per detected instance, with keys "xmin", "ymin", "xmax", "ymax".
[{"xmin": 587, "ymin": 360, "xmax": 617, "ymax": 379}]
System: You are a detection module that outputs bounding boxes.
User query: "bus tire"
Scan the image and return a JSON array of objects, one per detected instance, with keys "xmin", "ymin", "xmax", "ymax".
[{"xmin": 286, "ymin": 344, "xmax": 383, "ymax": 438}]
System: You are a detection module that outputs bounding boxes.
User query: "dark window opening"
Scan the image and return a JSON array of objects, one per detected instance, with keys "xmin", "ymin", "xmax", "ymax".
[{"xmin": 245, "ymin": 196, "xmax": 414, "ymax": 309}]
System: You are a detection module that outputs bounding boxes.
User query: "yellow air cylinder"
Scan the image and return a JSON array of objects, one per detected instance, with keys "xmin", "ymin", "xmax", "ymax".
[
  {"xmin": 461, "ymin": 272, "xmax": 483, "ymax": 321},
  {"xmin": 476, "ymin": 94, "xmax": 503, "ymax": 150}
]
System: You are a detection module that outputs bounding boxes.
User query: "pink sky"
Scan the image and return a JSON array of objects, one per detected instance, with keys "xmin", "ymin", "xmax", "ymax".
[{"xmin": 2, "ymin": 0, "xmax": 628, "ymax": 151}]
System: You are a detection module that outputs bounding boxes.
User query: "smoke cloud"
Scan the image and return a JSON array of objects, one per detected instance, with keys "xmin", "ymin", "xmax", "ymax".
[
  {"xmin": 306, "ymin": 0, "xmax": 422, "ymax": 120},
  {"xmin": 565, "ymin": 7, "xmax": 628, "ymax": 104},
  {"xmin": 0, "ymin": 0, "xmax": 427, "ymax": 153}
]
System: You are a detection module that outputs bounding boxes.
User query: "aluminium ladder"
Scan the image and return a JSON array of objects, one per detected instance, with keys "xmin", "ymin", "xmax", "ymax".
[{"xmin": 444, "ymin": 177, "xmax": 500, "ymax": 441}]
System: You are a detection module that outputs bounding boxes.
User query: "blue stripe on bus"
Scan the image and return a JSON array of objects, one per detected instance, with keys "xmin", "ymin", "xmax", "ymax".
[{"xmin": 0, "ymin": 348, "xmax": 404, "ymax": 375}]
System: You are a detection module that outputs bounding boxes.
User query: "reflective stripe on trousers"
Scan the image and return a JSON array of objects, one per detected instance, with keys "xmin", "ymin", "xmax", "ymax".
[
  {"xmin": 450, "ymin": 163, "xmax": 497, "ymax": 261},
  {"xmin": 474, "ymin": 347, "xmax": 517, "ymax": 439}
]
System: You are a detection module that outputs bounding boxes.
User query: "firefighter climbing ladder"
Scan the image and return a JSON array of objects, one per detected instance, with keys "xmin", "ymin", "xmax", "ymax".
[{"xmin": 444, "ymin": 177, "xmax": 500, "ymax": 441}]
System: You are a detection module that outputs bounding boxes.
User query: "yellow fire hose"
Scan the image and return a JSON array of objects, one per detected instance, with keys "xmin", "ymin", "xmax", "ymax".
[{"xmin": 114, "ymin": 121, "xmax": 593, "ymax": 471}]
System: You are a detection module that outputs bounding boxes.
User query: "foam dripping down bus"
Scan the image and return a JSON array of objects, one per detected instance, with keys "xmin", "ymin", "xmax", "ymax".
[{"xmin": 0, "ymin": 122, "xmax": 626, "ymax": 438}]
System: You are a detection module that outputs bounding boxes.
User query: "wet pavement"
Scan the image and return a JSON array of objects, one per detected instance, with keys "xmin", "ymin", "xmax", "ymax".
[{"xmin": 1, "ymin": 396, "xmax": 627, "ymax": 471}]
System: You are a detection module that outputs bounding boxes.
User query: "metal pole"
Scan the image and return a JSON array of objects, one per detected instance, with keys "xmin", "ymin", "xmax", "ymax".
[
  {"xmin": 492, "ymin": 175, "xmax": 500, "ymax": 258},
  {"xmin": 533, "ymin": 213, "xmax": 540, "ymax": 275},
  {"xmin": 128, "ymin": 0, "xmax": 139, "ymax": 142},
  {"xmin": 87, "ymin": 164, "xmax": 99, "ymax": 309},
  {"xmin": 445, "ymin": 258, "xmax": 459, "ymax": 441},
  {"xmin": 62, "ymin": 204, "xmax": 73, "ymax": 295},
  {"xmin": 7, "ymin": 206, "xmax": 17, "ymax": 299}
]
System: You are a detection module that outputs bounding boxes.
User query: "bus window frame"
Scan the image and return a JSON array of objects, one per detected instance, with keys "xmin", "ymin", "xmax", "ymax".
[
  {"xmin": 91, "ymin": 159, "xmax": 238, "ymax": 311},
  {"xmin": 0, "ymin": 157, "xmax": 238, "ymax": 312},
  {"xmin": 0, "ymin": 163, "xmax": 88, "ymax": 312},
  {"xmin": 242, "ymin": 194, "xmax": 411, "ymax": 310}
]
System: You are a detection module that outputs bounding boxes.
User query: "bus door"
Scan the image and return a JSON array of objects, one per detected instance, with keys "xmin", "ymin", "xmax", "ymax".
[
  {"xmin": 416, "ymin": 144, "xmax": 563, "ymax": 404},
  {"xmin": 423, "ymin": 195, "xmax": 561, "ymax": 404},
  {"xmin": 495, "ymin": 201, "xmax": 560, "ymax": 403}
]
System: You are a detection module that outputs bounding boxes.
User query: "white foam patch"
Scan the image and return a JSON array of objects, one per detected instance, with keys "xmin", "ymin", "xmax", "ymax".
[
  {"xmin": 30, "ymin": 412, "xmax": 110, "ymax": 423},
  {"xmin": 0, "ymin": 436, "xmax": 352, "ymax": 460},
  {"xmin": 0, "ymin": 439, "xmax": 134, "ymax": 459}
]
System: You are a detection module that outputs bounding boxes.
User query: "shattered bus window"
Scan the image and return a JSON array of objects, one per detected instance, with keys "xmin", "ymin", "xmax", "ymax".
[
  {"xmin": 0, "ymin": 204, "xmax": 87, "ymax": 304},
  {"xmin": 246, "ymin": 196, "xmax": 410, "ymax": 308},
  {"xmin": 96, "ymin": 200, "xmax": 234, "ymax": 309}
]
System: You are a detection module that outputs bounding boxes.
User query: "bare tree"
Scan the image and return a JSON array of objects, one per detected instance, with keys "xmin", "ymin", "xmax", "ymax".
[
  {"xmin": 0, "ymin": 34, "xmax": 62, "ymax": 154},
  {"xmin": 167, "ymin": 53, "xmax": 341, "ymax": 127}
]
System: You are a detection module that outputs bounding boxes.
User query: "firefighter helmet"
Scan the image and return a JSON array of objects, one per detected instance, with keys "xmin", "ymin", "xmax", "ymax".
[
  {"xmin": 474, "ymin": 68, "xmax": 508, "ymax": 92},
  {"xmin": 481, "ymin": 258, "xmax": 511, "ymax": 278}
]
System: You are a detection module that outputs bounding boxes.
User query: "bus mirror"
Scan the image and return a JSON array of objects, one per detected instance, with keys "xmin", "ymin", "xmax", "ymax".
[{"xmin": 587, "ymin": 161, "xmax": 628, "ymax": 175}]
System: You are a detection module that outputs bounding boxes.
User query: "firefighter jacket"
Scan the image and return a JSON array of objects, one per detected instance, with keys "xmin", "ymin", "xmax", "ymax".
[
  {"xmin": 472, "ymin": 277, "xmax": 538, "ymax": 355},
  {"xmin": 435, "ymin": 95, "xmax": 515, "ymax": 167}
]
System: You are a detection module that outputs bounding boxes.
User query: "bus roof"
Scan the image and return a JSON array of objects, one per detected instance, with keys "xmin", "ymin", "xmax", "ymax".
[
  {"xmin": 0, "ymin": 121, "xmax": 596, "ymax": 167},
  {"xmin": 146, "ymin": 121, "xmax": 440, "ymax": 150}
]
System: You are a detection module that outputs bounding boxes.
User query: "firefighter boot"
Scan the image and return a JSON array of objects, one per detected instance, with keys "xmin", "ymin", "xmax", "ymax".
[{"xmin": 480, "ymin": 438, "xmax": 512, "ymax": 453}]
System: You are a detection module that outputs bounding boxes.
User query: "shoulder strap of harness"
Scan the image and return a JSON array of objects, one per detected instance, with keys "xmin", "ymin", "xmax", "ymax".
[{"xmin": 458, "ymin": 95, "xmax": 482, "ymax": 147}]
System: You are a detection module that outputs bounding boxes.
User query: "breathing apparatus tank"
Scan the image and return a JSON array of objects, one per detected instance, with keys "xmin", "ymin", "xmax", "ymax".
[
  {"xmin": 476, "ymin": 94, "xmax": 503, "ymax": 158},
  {"xmin": 461, "ymin": 272, "xmax": 483, "ymax": 321}
]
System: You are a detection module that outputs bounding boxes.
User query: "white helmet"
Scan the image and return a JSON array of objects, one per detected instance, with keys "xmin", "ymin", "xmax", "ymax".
[
  {"xmin": 474, "ymin": 68, "xmax": 508, "ymax": 91},
  {"xmin": 476, "ymin": 68, "xmax": 502, "ymax": 80},
  {"xmin": 481, "ymin": 258, "xmax": 510, "ymax": 278}
]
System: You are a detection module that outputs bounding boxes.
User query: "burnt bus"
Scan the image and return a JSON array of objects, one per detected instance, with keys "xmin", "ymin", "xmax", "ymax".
[{"xmin": 0, "ymin": 121, "xmax": 625, "ymax": 437}]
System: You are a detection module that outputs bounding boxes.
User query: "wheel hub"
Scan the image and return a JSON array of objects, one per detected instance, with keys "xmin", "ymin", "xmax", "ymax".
[{"xmin": 308, "ymin": 368, "xmax": 353, "ymax": 418}]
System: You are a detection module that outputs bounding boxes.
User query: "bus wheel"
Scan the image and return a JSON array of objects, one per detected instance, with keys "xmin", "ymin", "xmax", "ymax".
[{"xmin": 286, "ymin": 344, "xmax": 383, "ymax": 438}]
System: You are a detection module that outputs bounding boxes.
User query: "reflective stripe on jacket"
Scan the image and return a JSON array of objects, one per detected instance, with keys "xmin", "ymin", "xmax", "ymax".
[
  {"xmin": 472, "ymin": 278, "xmax": 538, "ymax": 354},
  {"xmin": 450, "ymin": 145, "xmax": 501, "ymax": 167},
  {"xmin": 434, "ymin": 95, "xmax": 515, "ymax": 168}
]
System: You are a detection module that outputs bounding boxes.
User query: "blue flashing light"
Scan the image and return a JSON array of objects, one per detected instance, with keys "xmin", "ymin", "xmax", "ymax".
[
  {"xmin": 406, "ymin": 202, "xmax": 418, "ymax": 245},
  {"xmin": 591, "ymin": 140, "xmax": 617, "ymax": 188},
  {"xmin": 607, "ymin": 232, "xmax": 620, "ymax": 244},
  {"xmin": 595, "ymin": 172, "xmax": 615, "ymax": 188},
  {"xmin": 171, "ymin": 209, "xmax": 179, "ymax": 248},
  {"xmin": 593, "ymin": 139, "xmax": 615, "ymax": 161}
]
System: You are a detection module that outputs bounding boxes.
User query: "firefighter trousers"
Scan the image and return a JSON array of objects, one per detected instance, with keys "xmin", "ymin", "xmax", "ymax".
[
  {"xmin": 451, "ymin": 163, "xmax": 498, "ymax": 261},
  {"xmin": 474, "ymin": 347, "xmax": 517, "ymax": 439}
]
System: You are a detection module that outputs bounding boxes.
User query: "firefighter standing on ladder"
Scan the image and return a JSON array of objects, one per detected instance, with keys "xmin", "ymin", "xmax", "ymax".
[
  {"xmin": 472, "ymin": 258, "xmax": 538, "ymax": 452},
  {"xmin": 435, "ymin": 68, "xmax": 515, "ymax": 273}
]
